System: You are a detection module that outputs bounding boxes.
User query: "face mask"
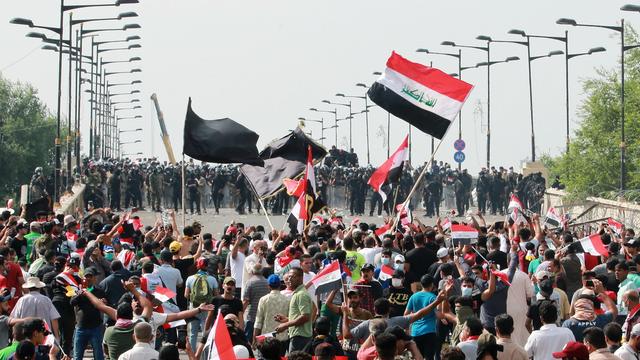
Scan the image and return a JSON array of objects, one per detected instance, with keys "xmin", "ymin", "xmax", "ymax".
[
  {"xmin": 394, "ymin": 263, "xmax": 404, "ymax": 270},
  {"xmin": 461, "ymin": 287, "xmax": 473, "ymax": 297},
  {"xmin": 381, "ymin": 258, "xmax": 390, "ymax": 265},
  {"xmin": 392, "ymin": 278, "xmax": 403, "ymax": 287},
  {"xmin": 105, "ymin": 253, "xmax": 114, "ymax": 261}
]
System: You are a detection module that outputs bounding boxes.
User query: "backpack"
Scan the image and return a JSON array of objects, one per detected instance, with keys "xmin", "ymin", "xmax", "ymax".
[{"xmin": 190, "ymin": 274, "xmax": 213, "ymax": 306}]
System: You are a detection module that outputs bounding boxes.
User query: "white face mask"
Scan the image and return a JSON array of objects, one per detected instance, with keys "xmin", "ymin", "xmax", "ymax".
[
  {"xmin": 461, "ymin": 286, "xmax": 473, "ymax": 297},
  {"xmin": 394, "ymin": 263, "xmax": 404, "ymax": 270},
  {"xmin": 392, "ymin": 278, "xmax": 403, "ymax": 287}
]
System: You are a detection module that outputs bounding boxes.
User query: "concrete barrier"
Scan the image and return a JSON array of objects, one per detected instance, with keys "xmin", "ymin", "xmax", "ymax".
[
  {"xmin": 57, "ymin": 183, "xmax": 86, "ymax": 215},
  {"xmin": 545, "ymin": 188, "xmax": 640, "ymax": 230}
]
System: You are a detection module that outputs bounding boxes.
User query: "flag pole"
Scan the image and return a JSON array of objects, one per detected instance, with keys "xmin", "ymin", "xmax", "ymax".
[
  {"xmin": 252, "ymin": 186, "xmax": 275, "ymax": 233},
  {"xmin": 181, "ymin": 153, "xmax": 186, "ymax": 229}
]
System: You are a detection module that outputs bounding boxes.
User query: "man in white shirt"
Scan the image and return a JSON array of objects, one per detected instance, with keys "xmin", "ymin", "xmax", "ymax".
[
  {"xmin": 117, "ymin": 322, "xmax": 158, "ymax": 360},
  {"xmin": 525, "ymin": 302, "xmax": 575, "ymax": 360},
  {"xmin": 300, "ymin": 254, "xmax": 316, "ymax": 301},
  {"xmin": 358, "ymin": 236, "xmax": 381, "ymax": 265},
  {"xmin": 457, "ymin": 318, "xmax": 482, "ymax": 360},
  {"xmin": 229, "ymin": 237, "xmax": 248, "ymax": 299},
  {"xmin": 242, "ymin": 240, "xmax": 267, "ymax": 297},
  {"xmin": 615, "ymin": 323, "xmax": 640, "ymax": 360}
]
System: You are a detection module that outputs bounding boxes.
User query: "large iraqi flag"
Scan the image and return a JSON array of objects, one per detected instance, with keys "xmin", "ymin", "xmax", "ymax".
[{"xmin": 367, "ymin": 52, "xmax": 473, "ymax": 139}]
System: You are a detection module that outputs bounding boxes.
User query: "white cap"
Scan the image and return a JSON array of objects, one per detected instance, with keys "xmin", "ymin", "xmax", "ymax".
[
  {"xmin": 394, "ymin": 254, "xmax": 405, "ymax": 263},
  {"xmin": 437, "ymin": 248, "xmax": 449, "ymax": 258},
  {"xmin": 632, "ymin": 323, "xmax": 640, "ymax": 337}
]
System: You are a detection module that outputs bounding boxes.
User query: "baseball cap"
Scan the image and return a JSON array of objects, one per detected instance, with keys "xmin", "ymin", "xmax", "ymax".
[
  {"xmin": 84, "ymin": 267, "xmax": 97, "ymax": 277},
  {"xmin": 437, "ymin": 248, "xmax": 449, "ymax": 258},
  {"xmin": 535, "ymin": 270, "xmax": 553, "ymax": 281},
  {"xmin": 169, "ymin": 241, "xmax": 182, "ymax": 253},
  {"xmin": 631, "ymin": 323, "xmax": 640, "ymax": 337},
  {"xmin": 361, "ymin": 263, "xmax": 375, "ymax": 271},
  {"xmin": 394, "ymin": 254, "xmax": 405, "ymax": 263},
  {"xmin": 267, "ymin": 274, "xmax": 281, "ymax": 287},
  {"xmin": 385, "ymin": 325, "xmax": 412, "ymax": 341},
  {"xmin": 63, "ymin": 215, "xmax": 76, "ymax": 227},
  {"xmin": 196, "ymin": 258, "xmax": 208, "ymax": 270},
  {"xmin": 68, "ymin": 256, "xmax": 81, "ymax": 268},
  {"xmin": 552, "ymin": 341, "xmax": 589, "ymax": 360},
  {"xmin": 223, "ymin": 277, "xmax": 236, "ymax": 286}
]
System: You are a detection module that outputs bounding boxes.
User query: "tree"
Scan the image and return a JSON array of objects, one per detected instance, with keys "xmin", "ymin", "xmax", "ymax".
[
  {"xmin": 548, "ymin": 26, "xmax": 640, "ymax": 201},
  {"xmin": 0, "ymin": 74, "xmax": 57, "ymax": 202}
]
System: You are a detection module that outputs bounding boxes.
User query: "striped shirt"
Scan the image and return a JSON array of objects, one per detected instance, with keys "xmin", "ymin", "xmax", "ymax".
[{"xmin": 242, "ymin": 275, "xmax": 270, "ymax": 322}]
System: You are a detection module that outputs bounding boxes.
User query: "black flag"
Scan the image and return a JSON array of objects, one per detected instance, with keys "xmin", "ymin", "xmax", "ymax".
[
  {"xmin": 240, "ymin": 127, "xmax": 326, "ymax": 199},
  {"xmin": 183, "ymin": 98, "xmax": 263, "ymax": 165}
]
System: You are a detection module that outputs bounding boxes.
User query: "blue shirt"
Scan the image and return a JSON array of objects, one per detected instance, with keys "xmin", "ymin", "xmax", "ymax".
[{"xmin": 406, "ymin": 291, "xmax": 438, "ymax": 336}]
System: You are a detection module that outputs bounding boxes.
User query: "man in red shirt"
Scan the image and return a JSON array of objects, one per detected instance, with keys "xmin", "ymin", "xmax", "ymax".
[{"xmin": 0, "ymin": 249, "xmax": 24, "ymax": 311}]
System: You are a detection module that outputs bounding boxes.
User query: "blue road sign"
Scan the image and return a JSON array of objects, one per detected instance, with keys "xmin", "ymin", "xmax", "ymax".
[
  {"xmin": 454, "ymin": 151, "xmax": 465, "ymax": 163},
  {"xmin": 454, "ymin": 139, "xmax": 466, "ymax": 151}
]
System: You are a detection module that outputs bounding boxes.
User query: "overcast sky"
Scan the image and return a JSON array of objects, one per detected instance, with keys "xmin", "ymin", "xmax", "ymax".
[{"xmin": 2, "ymin": 0, "xmax": 636, "ymax": 173}]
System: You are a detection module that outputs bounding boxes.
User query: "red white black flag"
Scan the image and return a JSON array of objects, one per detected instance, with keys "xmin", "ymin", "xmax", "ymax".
[
  {"xmin": 367, "ymin": 136, "xmax": 409, "ymax": 203},
  {"xmin": 367, "ymin": 52, "xmax": 473, "ymax": 139},
  {"xmin": 287, "ymin": 146, "xmax": 324, "ymax": 234}
]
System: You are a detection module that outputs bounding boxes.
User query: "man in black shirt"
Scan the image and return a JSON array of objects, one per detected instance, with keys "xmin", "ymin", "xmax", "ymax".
[
  {"xmin": 7, "ymin": 222, "xmax": 28, "ymax": 261},
  {"xmin": 204, "ymin": 277, "xmax": 244, "ymax": 331},
  {"xmin": 70, "ymin": 267, "xmax": 106, "ymax": 360},
  {"xmin": 405, "ymin": 232, "xmax": 437, "ymax": 288},
  {"xmin": 384, "ymin": 270, "xmax": 412, "ymax": 317},
  {"xmin": 486, "ymin": 236, "xmax": 508, "ymax": 271}
]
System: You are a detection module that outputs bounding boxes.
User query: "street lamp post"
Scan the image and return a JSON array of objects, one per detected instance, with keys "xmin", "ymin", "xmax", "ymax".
[
  {"xmin": 336, "ymin": 92, "xmax": 371, "ymax": 164},
  {"xmin": 322, "ymin": 100, "xmax": 351, "ymax": 150},
  {"xmin": 309, "ymin": 108, "xmax": 338, "ymax": 147},
  {"xmin": 442, "ymin": 41, "xmax": 492, "ymax": 167},
  {"xmin": 557, "ymin": 17, "xmax": 629, "ymax": 191}
]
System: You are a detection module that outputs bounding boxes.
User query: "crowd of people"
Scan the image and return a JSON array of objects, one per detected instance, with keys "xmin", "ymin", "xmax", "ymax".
[{"xmin": 0, "ymin": 177, "xmax": 636, "ymax": 360}]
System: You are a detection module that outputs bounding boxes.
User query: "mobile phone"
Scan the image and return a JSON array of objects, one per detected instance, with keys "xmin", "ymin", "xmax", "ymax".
[{"xmin": 586, "ymin": 280, "xmax": 594, "ymax": 287}]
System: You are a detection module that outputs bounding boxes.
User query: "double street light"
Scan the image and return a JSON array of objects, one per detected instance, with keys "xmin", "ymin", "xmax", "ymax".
[
  {"xmin": 309, "ymin": 107, "xmax": 338, "ymax": 147},
  {"xmin": 476, "ymin": 34, "xmax": 563, "ymax": 162},
  {"xmin": 557, "ymin": 17, "xmax": 631, "ymax": 191},
  {"xmin": 336, "ymin": 90, "xmax": 372, "ymax": 165},
  {"xmin": 507, "ymin": 28, "xmax": 605, "ymax": 154},
  {"xmin": 10, "ymin": 0, "xmax": 139, "ymax": 203}
]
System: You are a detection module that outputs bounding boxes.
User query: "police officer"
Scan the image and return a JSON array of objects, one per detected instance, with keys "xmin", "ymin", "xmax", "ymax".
[
  {"xmin": 476, "ymin": 170, "xmax": 489, "ymax": 215},
  {"xmin": 235, "ymin": 173, "xmax": 249, "ymax": 215},
  {"xmin": 149, "ymin": 167, "xmax": 163, "ymax": 212},
  {"xmin": 107, "ymin": 168, "xmax": 122, "ymax": 210},
  {"xmin": 186, "ymin": 172, "xmax": 201, "ymax": 215}
]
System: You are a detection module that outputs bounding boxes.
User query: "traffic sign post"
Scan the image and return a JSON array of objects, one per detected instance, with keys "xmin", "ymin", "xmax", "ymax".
[{"xmin": 454, "ymin": 139, "xmax": 466, "ymax": 151}]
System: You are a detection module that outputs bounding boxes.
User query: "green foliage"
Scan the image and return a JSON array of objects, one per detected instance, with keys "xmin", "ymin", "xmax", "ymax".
[
  {"xmin": 0, "ymin": 74, "xmax": 57, "ymax": 201},
  {"xmin": 548, "ymin": 25, "xmax": 640, "ymax": 201}
]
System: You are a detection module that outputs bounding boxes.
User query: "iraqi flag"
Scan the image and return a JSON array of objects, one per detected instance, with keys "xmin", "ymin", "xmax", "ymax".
[
  {"xmin": 608, "ymin": 218, "xmax": 623, "ymax": 235},
  {"xmin": 153, "ymin": 286, "xmax": 176, "ymax": 303},
  {"xmin": 544, "ymin": 207, "xmax": 563, "ymax": 227},
  {"xmin": 375, "ymin": 222, "xmax": 392, "ymax": 237},
  {"xmin": 287, "ymin": 146, "xmax": 325, "ymax": 234},
  {"xmin": 367, "ymin": 52, "xmax": 473, "ymax": 139},
  {"xmin": 510, "ymin": 207, "xmax": 526, "ymax": 225},
  {"xmin": 578, "ymin": 234, "xmax": 608, "ymax": 257},
  {"xmin": 308, "ymin": 260, "xmax": 342, "ymax": 294},
  {"xmin": 368, "ymin": 136, "xmax": 409, "ymax": 203},
  {"xmin": 441, "ymin": 217, "xmax": 452, "ymax": 231},
  {"xmin": 378, "ymin": 265, "xmax": 395, "ymax": 281},
  {"xmin": 283, "ymin": 178, "xmax": 304, "ymax": 197},
  {"xmin": 508, "ymin": 194, "xmax": 524, "ymax": 211},
  {"xmin": 451, "ymin": 224, "xmax": 478, "ymax": 246},
  {"xmin": 205, "ymin": 312, "xmax": 236, "ymax": 360},
  {"xmin": 255, "ymin": 332, "xmax": 276, "ymax": 343}
]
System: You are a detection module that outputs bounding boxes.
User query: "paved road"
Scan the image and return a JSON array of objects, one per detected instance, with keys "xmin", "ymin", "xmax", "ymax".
[{"xmin": 134, "ymin": 207, "xmax": 505, "ymax": 235}]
